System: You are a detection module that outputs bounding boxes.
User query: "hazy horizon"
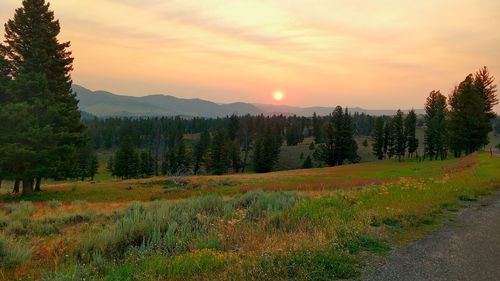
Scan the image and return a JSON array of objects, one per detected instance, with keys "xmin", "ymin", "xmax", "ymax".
[{"xmin": 1, "ymin": 0, "xmax": 499, "ymax": 112}]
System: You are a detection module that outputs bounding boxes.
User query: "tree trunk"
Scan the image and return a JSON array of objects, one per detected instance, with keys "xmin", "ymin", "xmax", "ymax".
[
  {"xmin": 35, "ymin": 177, "xmax": 42, "ymax": 192},
  {"xmin": 13, "ymin": 179, "xmax": 20, "ymax": 193},
  {"xmin": 22, "ymin": 179, "xmax": 34, "ymax": 196}
]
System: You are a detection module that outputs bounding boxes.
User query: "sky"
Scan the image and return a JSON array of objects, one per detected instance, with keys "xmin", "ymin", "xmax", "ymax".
[{"xmin": 1, "ymin": 0, "xmax": 499, "ymax": 110}]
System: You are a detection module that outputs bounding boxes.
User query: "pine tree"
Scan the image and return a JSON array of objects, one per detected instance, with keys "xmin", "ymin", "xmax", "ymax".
[
  {"xmin": 0, "ymin": 45, "xmax": 9, "ymax": 104},
  {"xmin": 253, "ymin": 127, "xmax": 281, "ymax": 173},
  {"xmin": 392, "ymin": 110, "xmax": 406, "ymax": 161},
  {"xmin": 309, "ymin": 142, "xmax": 315, "ymax": 151},
  {"xmin": 78, "ymin": 142, "xmax": 95, "ymax": 181},
  {"xmin": 286, "ymin": 120, "xmax": 304, "ymax": 146},
  {"xmin": 314, "ymin": 123, "xmax": 336, "ymax": 166},
  {"xmin": 139, "ymin": 151, "xmax": 154, "ymax": 178},
  {"xmin": 193, "ymin": 130, "xmax": 211, "ymax": 174},
  {"xmin": 113, "ymin": 138, "xmax": 139, "ymax": 179},
  {"xmin": 383, "ymin": 121, "xmax": 392, "ymax": 158},
  {"xmin": 89, "ymin": 154, "xmax": 98, "ymax": 181},
  {"xmin": 372, "ymin": 117, "xmax": 385, "ymax": 160},
  {"xmin": 312, "ymin": 112, "xmax": 323, "ymax": 143},
  {"xmin": 405, "ymin": 110, "xmax": 418, "ymax": 158},
  {"xmin": 163, "ymin": 139, "xmax": 191, "ymax": 175},
  {"xmin": 448, "ymin": 74, "xmax": 492, "ymax": 155},
  {"xmin": 302, "ymin": 155, "xmax": 313, "ymax": 169},
  {"xmin": 240, "ymin": 116, "xmax": 254, "ymax": 172},
  {"xmin": 474, "ymin": 66, "xmax": 498, "ymax": 119},
  {"xmin": 229, "ymin": 142, "xmax": 241, "ymax": 173},
  {"xmin": 424, "ymin": 90, "xmax": 447, "ymax": 160},
  {"xmin": 340, "ymin": 108, "xmax": 359, "ymax": 164},
  {"xmin": 315, "ymin": 107, "xmax": 359, "ymax": 166},
  {"xmin": 362, "ymin": 139, "xmax": 369, "ymax": 148},
  {"xmin": 228, "ymin": 114, "xmax": 240, "ymax": 141},
  {"xmin": 107, "ymin": 156, "xmax": 114, "ymax": 175},
  {"xmin": 1, "ymin": 0, "xmax": 88, "ymax": 194},
  {"xmin": 210, "ymin": 129, "xmax": 231, "ymax": 175}
]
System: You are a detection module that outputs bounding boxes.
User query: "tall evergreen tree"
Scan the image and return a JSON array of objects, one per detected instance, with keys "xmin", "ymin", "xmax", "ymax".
[
  {"xmin": 89, "ymin": 154, "xmax": 98, "ymax": 181},
  {"xmin": 383, "ymin": 122, "xmax": 392, "ymax": 158},
  {"xmin": 210, "ymin": 129, "xmax": 231, "ymax": 175},
  {"xmin": 253, "ymin": 127, "xmax": 281, "ymax": 173},
  {"xmin": 0, "ymin": 45, "xmax": 9, "ymax": 104},
  {"xmin": 239, "ymin": 116, "xmax": 254, "ymax": 172},
  {"xmin": 139, "ymin": 151, "xmax": 154, "ymax": 178},
  {"xmin": 4, "ymin": 0, "xmax": 74, "ymax": 102},
  {"xmin": 315, "ymin": 107, "xmax": 359, "ymax": 166},
  {"xmin": 424, "ymin": 90, "xmax": 447, "ymax": 160},
  {"xmin": 229, "ymin": 142, "xmax": 241, "ymax": 173},
  {"xmin": 372, "ymin": 117, "xmax": 385, "ymax": 160},
  {"xmin": 0, "ymin": 0, "xmax": 87, "ymax": 194},
  {"xmin": 340, "ymin": 108, "xmax": 359, "ymax": 164},
  {"xmin": 405, "ymin": 110, "xmax": 418, "ymax": 158},
  {"xmin": 113, "ymin": 138, "xmax": 139, "ymax": 179},
  {"xmin": 474, "ymin": 66, "xmax": 498, "ymax": 119},
  {"xmin": 193, "ymin": 130, "xmax": 211, "ymax": 174},
  {"xmin": 286, "ymin": 120, "xmax": 304, "ymax": 146},
  {"xmin": 314, "ymin": 122, "xmax": 336, "ymax": 166},
  {"xmin": 163, "ymin": 139, "xmax": 191, "ymax": 175},
  {"xmin": 312, "ymin": 112, "xmax": 323, "ymax": 143},
  {"xmin": 227, "ymin": 114, "xmax": 240, "ymax": 141},
  {"xmin": 77, "ymin": 142, "xmax": 98, "ymax": 181},
  {"xmin": 448, "ymin": 74, "xmax": 491, "ymax": 155},
  {"xmin": 302, "ymin": 155, "xmax": 313, "ymax": 169},
  {"xmin": 392, "ymin": 110, "xmax": 406, "ymax": 161}
]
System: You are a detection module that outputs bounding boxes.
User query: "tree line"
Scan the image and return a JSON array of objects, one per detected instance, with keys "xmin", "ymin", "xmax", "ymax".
[
  {"xmin": 107, "ymin": 108, "xmax": 361, "ymax": 179},
  {"xmin": 371, "ymin": 67, "xmax": 497, "ymax": 161}
]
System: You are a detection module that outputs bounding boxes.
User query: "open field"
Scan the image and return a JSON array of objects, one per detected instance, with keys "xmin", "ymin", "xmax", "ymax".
[{"xmin": 0, "ymin": 153, "xmax": 499, "ymax": 280}]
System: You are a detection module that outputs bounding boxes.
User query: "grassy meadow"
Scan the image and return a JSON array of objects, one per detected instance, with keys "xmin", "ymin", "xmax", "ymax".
[{"xmin": 0, "ymin": 153, "xmax": 499, "ymax": 280}]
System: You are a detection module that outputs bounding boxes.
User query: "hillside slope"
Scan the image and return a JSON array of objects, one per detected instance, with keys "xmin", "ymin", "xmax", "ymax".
[{"xmin": 73, "ymin": 85, "xmax": 424, "ymax": 117}]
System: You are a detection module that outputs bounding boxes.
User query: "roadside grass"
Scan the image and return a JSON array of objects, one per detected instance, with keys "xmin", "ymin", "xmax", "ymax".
[{"xmin": 0, "ymin": 153, "xmax": 498, "ymax": 280}]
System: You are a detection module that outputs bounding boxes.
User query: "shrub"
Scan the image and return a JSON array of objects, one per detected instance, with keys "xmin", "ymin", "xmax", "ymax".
[
  {"xmin": 77, "ymin": 195, "xmax": 226, "ymax": 261},
  {"xmin": 244, "ymin": 246, "xmax": 361, "ymax": 281},
  {"xmin": 6, "ymin": 220, "xmax": 28, "ymax": 235},
  {"xmin": 71, "ymin": 200, "xmax": 88, "ymax": 206},
  {"xmin": 0, "ymin": 233, "xmax": 33, "ymax": 268},
  {"xmin": 4, "ymin": 201, "xmax": 36, "ymax": 217},
  {"xmin": 232, "ymin": 191, "xmax": 300, "ymax": 221},
  {"xmin": 48, "ymin": 200, "xmax": 63, "ymax": 209}
]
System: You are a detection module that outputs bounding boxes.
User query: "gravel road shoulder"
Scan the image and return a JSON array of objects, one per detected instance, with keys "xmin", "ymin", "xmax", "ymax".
[{"xmin": 363, "ymin": 190, "xmax": 500, "ymax": 281}]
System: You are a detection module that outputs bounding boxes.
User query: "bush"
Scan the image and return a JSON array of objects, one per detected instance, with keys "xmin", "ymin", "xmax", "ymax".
[
  {"xmin": 4, "ymin": 201, "xmax": 36, "ymax": 216},
  {"xmin": 0, "ymin": 233, "xmax": 33, "ymax": 268},
  {"xmin": 77, "ymin": 195, "xmax": 226, "ymax": 261},
  {"xmin": 48, "ymin": 200, "xmax": 63, "ymax": 209},
  {"xmin": 6, "ymin": 220, "xmax": 29, "ymax": 235},
  {"xmin": 244, "ymin": 246, "xmax": 361, "ymax": 281},
  {"xmin": 232, "ymin": 191, "xmax": 300, "ymax": 221},
  {"xmin": 71, "ymin": 200, "xmax": 88, "ymax": 206}
]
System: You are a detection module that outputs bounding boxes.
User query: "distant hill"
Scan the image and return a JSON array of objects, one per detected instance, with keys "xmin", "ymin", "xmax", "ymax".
[{"xmin": 73, "ymin": 85, "xmax": 424, "ymax": 118}]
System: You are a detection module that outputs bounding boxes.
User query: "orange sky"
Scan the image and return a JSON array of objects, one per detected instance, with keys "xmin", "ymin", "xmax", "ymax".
[{"xmin": 1, "ymin": 0, "xmax": 499, "ymax": 110}]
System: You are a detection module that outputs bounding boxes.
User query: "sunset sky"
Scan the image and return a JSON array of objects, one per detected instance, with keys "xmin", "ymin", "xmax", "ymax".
[{"xmin": 1, "ymin": 0, "xmax": 499, "ymax": 110}]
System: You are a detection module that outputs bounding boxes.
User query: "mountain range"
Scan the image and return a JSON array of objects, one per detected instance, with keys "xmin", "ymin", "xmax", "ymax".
[{"xmin": 73, "ymin": 85, "xmax": 424, "ymax": 118}]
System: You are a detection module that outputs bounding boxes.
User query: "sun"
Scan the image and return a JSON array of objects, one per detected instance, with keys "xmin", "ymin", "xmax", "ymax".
[{"xmin": 273, "ymin": 91, "xmax": 285, "ymax": 101}]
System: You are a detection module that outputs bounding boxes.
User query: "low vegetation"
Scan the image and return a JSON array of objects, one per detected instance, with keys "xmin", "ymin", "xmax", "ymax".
[{"xmin": 0, "ymin": 153, "xmax": 498, "ymax": 280}]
